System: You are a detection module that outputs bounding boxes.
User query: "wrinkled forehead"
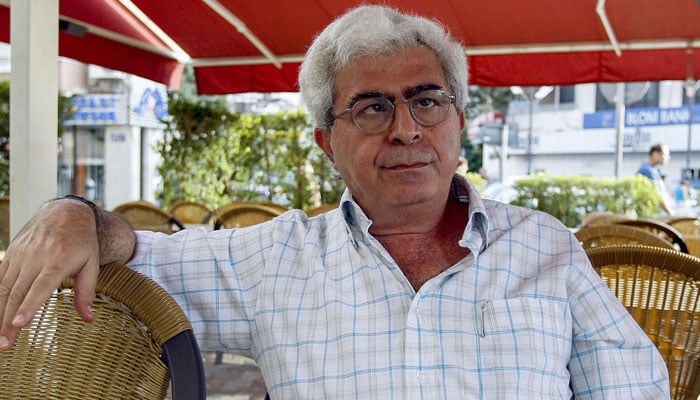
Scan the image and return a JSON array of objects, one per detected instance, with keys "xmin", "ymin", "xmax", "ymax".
[{"xmin": 332, "ymin": 46, "xmax": 448, "ymax": 99}]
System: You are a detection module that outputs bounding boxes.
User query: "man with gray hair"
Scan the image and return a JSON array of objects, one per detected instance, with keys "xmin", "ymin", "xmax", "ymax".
[{"xmin": 0, "ymin": 5, "xmax": 669, "ymax": 398}]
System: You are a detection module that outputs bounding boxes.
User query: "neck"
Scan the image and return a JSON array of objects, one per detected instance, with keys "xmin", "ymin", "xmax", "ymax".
[
  {"xmin": 369, "ymin": 199, "xmax": 471, "ymax": 289},
  {"xmin": 367, "ymin": 197, "xmax": 462, "ymax": 237}
]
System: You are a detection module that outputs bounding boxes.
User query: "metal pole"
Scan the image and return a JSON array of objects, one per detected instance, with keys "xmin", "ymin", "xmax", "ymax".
[
  {"xmin": 614, "ymin": 82, "xmax": 625, "ymax": 178},
  {"xmin": 500, "ymin": 123, "xmax": 509, "ymax": 181},
  {"xmin": 527, "ymin": 97, "xmax": 533, "ymax": 175},
  {"xmin": 685, "ymin": 79, "xmax": 699, "ymax": 169}
]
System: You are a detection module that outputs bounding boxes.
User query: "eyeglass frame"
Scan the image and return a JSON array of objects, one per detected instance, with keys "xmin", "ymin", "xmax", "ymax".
[{"xmin": 329, "ymin": 89, "xmax": 456, "ymax": 134}]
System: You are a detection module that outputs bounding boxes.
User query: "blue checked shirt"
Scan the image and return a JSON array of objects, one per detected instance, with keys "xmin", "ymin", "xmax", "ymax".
[{"xmin": 129, "ymin": 176, "xmax": 669, "ymax": 399}]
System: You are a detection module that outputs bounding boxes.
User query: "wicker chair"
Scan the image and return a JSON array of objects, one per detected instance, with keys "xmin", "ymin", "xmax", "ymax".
[
  {"xmin": 113, "ymin": 200, "xmax": 184, "ymax": 234},
  {"xmin": 256, "ymin": 201, "xmax": 290, "ymax": 213},
  {"xmin": 213, "ymin": 202, "xmax": 284, "ymax": 230},
  {"xmin": 0, "ymin": 262, "xmax": 206, "ymax": 399},
  {"xmin": 574, "ymin": 224, "xmax": 678, "ymax": 251},
  {"xmin": 615, "ymin": 218, "xmax": 689, "ymax": 253},
  {"xmin": 306, "ymin": 203, "xmax": 339, "ymax": 217},
  {"xmin": 170, "ymin": 200, "xmax": 213, "ymax": 225},
  {"xmin": 586, "ymin": 245, "xmax": 700, "ymax": 399},
  {"xmin": 578, "ymin": 211, "xmax": 635, "ymax": 228},
  {"xmin": 666, "ymin": 217, "xmax": 700, "ymax": 257},
  {"xmin": 666, "ymin": 217, "xmax": 700, "ymax": 234}
]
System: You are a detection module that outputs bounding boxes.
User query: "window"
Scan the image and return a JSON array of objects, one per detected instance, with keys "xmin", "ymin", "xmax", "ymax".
[
  {"xmin": 596, "ymin": 82, "xmax": 659, "ymax": 111},
  {"xmin": 536, "ymin": 86, "xmax": 575, "ymax": 105},
  {"xmin": 58, "ymin": 127, "xmax": 105, "ymax": 205},
  {"xmin": 681, "ymin": 83, "xmax": 700, "ymax": 105}
]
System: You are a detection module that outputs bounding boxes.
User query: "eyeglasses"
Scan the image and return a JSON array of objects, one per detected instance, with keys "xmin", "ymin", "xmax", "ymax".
[{"xmin": 331, "ymin": 89, "xmax": 456, "ymax": 134}]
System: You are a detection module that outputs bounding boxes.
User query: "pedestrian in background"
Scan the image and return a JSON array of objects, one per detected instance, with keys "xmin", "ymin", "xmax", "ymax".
[{"xmin": 637, "ymin": 143, "xmax": 675, "ymax": 216}]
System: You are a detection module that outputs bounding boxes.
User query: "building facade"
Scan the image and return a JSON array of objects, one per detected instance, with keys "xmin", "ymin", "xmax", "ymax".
[
  {"xmin": 480, "ymin": 81, "xmax": 700, "ymax": 190},
  {"xmin": 59, "ymin": 60, "xmax": 166, "ymax": 209}
]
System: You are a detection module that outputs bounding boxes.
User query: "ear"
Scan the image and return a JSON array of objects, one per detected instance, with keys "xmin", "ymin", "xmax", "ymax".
[
  {"xmin": 314, "ymin": 127, "xmax": 334, "ymax": 162},
  {"xmin": 458, "ymin": 111, "xmax": 466, "ymax": 131}
]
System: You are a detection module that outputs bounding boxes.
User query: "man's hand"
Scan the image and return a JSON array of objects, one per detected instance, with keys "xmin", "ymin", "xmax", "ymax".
[{"xmin": 0, "ymin": 199, "xmax": 100, "ymax": 350}]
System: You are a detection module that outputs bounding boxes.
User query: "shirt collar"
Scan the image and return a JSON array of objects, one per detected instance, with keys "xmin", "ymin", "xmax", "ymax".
[{"xmin": 339, "ymin": 174, "xmax": 490, "ymax": 253}]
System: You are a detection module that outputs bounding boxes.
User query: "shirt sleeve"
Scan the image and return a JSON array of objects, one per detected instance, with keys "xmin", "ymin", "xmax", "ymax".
[
  {"xmin": 127, "ymin": 225, "xmax": 273, "ymax": 355},
  {"xmin": 566, "ymin": 247, "xmax": 670, "ymax": 398}
]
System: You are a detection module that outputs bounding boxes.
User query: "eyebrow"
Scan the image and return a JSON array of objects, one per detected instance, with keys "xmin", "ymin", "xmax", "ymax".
[
  {"xmin": 346, "ymin": 84, "xmax": 446, "ymax": 107},
  {"xmin": 404, "ymin": 84, "xmax": 443, "ymax": 99},
  {"xmin": 346, "ymin": 91, "xmax": 393, "ymax": 108}
]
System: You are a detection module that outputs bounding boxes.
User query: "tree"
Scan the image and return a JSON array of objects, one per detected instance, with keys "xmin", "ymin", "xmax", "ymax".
[
  {"xmin": 156, "ymin": 94, "xmax": 345, "ymax": 210},
  {"xmin": 156, "ymin": 94, "xmax": 238, "ymax": 208}
]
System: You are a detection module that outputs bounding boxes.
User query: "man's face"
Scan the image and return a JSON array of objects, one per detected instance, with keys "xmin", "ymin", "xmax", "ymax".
[
  {"xmin": 314, "ymin": 46, "xmax": 464, "ymax": 216},
  {"xmin": 653, "ymin": 146, "xmax": 671, "ymax": 166}
]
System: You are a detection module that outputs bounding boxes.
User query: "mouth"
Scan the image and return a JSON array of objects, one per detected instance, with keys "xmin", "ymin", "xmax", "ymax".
[{"xmin": 383, "ymin": 162, "xmax": 429, "ymax": 170}]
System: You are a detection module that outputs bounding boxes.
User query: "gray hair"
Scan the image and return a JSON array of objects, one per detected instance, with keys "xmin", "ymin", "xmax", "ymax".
[{"xmin": 298, "ymin": 5, "xmax": 468, "ymax": 129}]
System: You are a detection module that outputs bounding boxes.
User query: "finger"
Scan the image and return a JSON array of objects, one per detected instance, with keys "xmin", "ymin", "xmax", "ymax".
[
  {"xmin": 72, "ymin": 257, "xmax": 100, "ymax": 323},
  {"xmin": 0, "ymin": 257, "xmax": 7, "ymax": 286},
  {"xmin": 0, "ymin": 258, "xmax": 9, "ymax": 323},
  {"xmin": 0, "ymin": 260, "xmax": 25, "ymax": 350},
  {"xmin": 11, "ymin": 263, "xmax": 67, "ymax": 330}
]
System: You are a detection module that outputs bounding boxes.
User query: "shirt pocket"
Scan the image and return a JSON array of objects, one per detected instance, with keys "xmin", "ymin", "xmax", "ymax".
[{"xmin": 478, "ymin": 298, "xmax": 572, "ymax": 385}]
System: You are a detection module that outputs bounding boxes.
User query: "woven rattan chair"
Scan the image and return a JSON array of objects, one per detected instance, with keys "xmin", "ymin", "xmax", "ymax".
[
  {"xmin": 586, "ymin": 245, "xmax": 700, "ymax": 399},
  {"xmin": 574, "ymin": 224, "xmax": 677, "ymax": 251},
  {"xmin": 0, "ymin": 262, "xmax": 205, "ymax": 399},
  {"xmin": 578, "ymin": 211, "xmax": 635, "ymax": 228},
  {"xmin": 666, "ymin": 217, "xmax": 700, "ymax": 234},
  {"xmin": 170, "ymin": 200, "xmax": 213, "ymax": 225},
  {"xmin": 666, "ymin": 217, "xmax": 700, "ymax": 257},
  {"xmin": 615, "ymin": 218, "xmax": 689, "ymax": 253},
  {"xmin": 113, "ymin": 200, "xmax": 184, "ymax": 234},
  {"xmin": 306, "ymin": 203, "xmax": 339, "ymax": 217},
  {"xmin": 257, "ymin": 201, "xmax": 290, "ymax": 213},
  {"xmin": 213, "ymin": 202, "xmax": 284, "ymax": 230}
]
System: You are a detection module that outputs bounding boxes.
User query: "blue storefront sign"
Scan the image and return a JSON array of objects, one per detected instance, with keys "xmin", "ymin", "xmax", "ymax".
[
  {"xmin": 584, "ymin": 104, "xmax": 700, "ymax": 129},
  {"xmin": 64, "ymin": 94, "xmax": 128, "ymax": 126},
  {"xmin": 63, "ymin": 85, "xmax": 168, "ymax": 128}
]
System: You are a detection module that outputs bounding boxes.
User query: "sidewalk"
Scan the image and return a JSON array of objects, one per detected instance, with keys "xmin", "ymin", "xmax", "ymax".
[{"xmin": 190, "ymin": 352, "xmax": 268, "ymax": 400}]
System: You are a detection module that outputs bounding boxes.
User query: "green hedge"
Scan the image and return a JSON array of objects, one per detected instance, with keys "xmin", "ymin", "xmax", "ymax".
[{"xmin": 509, "ymin": 173, "xmax": 661, "ymax": 227}]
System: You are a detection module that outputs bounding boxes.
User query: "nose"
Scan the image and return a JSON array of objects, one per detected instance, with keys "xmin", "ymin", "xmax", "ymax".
[{"xmin": 387, "ymin": 101, "xmax": 422, "ymax": 145}]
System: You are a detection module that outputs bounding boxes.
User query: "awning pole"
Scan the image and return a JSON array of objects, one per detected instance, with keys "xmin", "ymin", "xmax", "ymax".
[
  {"xmin": 9, "ymin": 0, "xmax": 58, "ymax": 238},
  {"xmin": 614, "ymin": 82, "xmax": 625, "ymax": 178},
  {"xmin": 596, "ymin": 0, "xmax": 622, "ymax": 57},
  {"xmin": 685, "ymin": 79, "xmax": 699, "ymax": 170}
]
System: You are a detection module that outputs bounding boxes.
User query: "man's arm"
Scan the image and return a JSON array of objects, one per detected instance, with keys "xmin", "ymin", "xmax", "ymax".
[
  {"xmin": 0, "ymin": 197, "xmax": 135, "ymax": 350},
  {"xmin": 567, "ymin": 257, "xmax": 670, "ymax": 398},
  {"xmin": 660, "ymin": 194, "xmax": 676, "ymax": 216}
]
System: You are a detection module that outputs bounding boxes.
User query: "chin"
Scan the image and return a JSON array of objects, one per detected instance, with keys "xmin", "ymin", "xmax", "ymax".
[{"xmin": 389, "ymin": 185, "xmax": 439, "ymax": 205}]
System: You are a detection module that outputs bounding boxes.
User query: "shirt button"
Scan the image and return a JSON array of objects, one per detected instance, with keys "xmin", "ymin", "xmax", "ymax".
[{"xmin": 416, "ymin": 372, "xmax": 426, "ymax": 382}]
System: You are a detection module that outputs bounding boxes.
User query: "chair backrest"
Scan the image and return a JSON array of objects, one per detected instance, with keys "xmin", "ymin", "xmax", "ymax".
[
  {"xmin": 666, "ymin": 217, "xmax": 700, "ymax": 235},
  {"xmin": 113, "ymin": 200, "xmax": 184, "ymax": 233},
  {"xmin": 256, "ymin": 201, "xmax": 290, "ymax": 213},
  {"xmin": 0, "ymin": 262, "xmax": 206, "ymax": 399},
  {"xmin": 306, "ymin": 203, "xmax": 339, "ymax": 217},
  {"xmin": 213, "ymin": 202, "xmax": 284, "ymax": 229},
  {"xmin": 666, "ymin": 217, "xmax": 700, "ymax": 257},
  {"xmin": 586, "ymin": 245, "xmax": 700, "ymax": 400},
  {"xmin": 615, "ymin": 218, "xmax": 689, "ymax": 253},
  {"xmin": 574, "ymin": 224, "xmax": 677, "ymax": 251},
  {"xmin": 170, "ymin": 200, "xmax": 213, "ymax": 225},
  {"xmin": 579, "ymin": 211, "xmax": 635, "ymax": 228}
]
